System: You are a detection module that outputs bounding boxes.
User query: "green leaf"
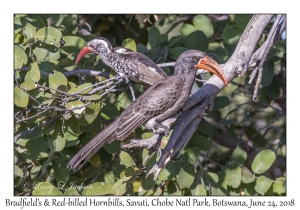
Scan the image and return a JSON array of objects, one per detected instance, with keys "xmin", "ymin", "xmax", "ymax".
[
  {"xmin": 59, "ymin": 147, "xmax": 79, "ymax": 162},
  {"xmin": 104, "ymin": 172, "xmax": 116, "ymax": 185},
  {"xmin": 117, "ymin": 91, "xmax": 132, "ymax": 110},
  {"xmin": 14, "ymin": 16, "xmax": 27, "ymax": 33},
  {"xmin": 82, "ymin": 95, "xmax": 101, "ymax": 101},
  {"xmin": 120, "ymin": 151, "xmax": 136, "ymax": 167},
  {"xmin": 82, "ymin": 182, "xmax": 112, "ymax": 195},
  {"xmin": 168, "ymin": 47, "xmax": 189, "ymax": 60},
  {"xmin": 14, "ymin": 87, "xmax": 29, "ymax": 107},
  {"xmin": 101, "ymin": 103, "xmax": 120, "ymax": 120},
  {"xmin": 112, "ymin": 179, "xmax": 126, "ymax": 195},
  {"xmin": 211, "ymin": 96, "xmax": 230, "ymax": 111},
  {"xmin": 49, "ymin": 70, "xmax": 68, "ymax": 94},
  {"xmin": 142, "ymin": 174, "xmax": 155, "ymax": 190},
  {"xmin": 251, "ymin": 149, "xmax": 276, "ymax": 174},
  {"xmin": 157, "ymin": 161, "xmax": 181, "ymax": 181},
  {"xmin": 14, "ymin": 165, "xmax": 24, "ymax": 178},
  {"xmin": 63, "ymin": 115, "xmax": 80, "ymax": 141},
  {"xmin": 207, "ymin": 42, "xmax": 229, "ymax": 63},
  {"xmin": 226, "ymin": 162, "xmax": 242, "ymax": 188},
  {"xmin": 52, "ymin": 14, "xmax": 65, "ymax": 26},
  {"xmin": 79, "ymin": 103, "xmax": 101, "ymax": 126},
  {"xmin": 63, "ymin": 36, "xmax": 87, "ymax": 54},
  {"xmin": 65, "ymin": 100, "xmax": 85, "ymax": 112},
  {"xmin": 189, "ymin": 133, "xmax": 211, "ymax": 151},
  {"xmin": 241, "ymin": 167, "xmax": 255, "ymax": 183},
  {"xmin": 64, "ymin": 188, "xmax": 80, "ymax": 196},
  {"xmin": 26, "ymin": 15, "xmax": 46, "ymax": 28},
  {"xmin": 263, "ymin": 79, "xmax": 280, "ymax": 99},
  {"xmin": 52, "ymin": 156, "xmax": 70, "ymax": 182},
  {"xmin": 191, "ymin": 184, "xmax": 207, "ymax": 195},
  {"xmin": 142, "ymin": 149, "xmax": 157, "ymax": 169},
  {"xmin": 148, "ymin": 26, "xmax": 160, "ymax": 49},
  {"xmin": 67, "ymin": 83, "xmax": 93, "ymax": 94},
  {"xmin": 223, "ymin": 21, "xmax": 242, "ymax": 55},
  {"xmin": 48, "ymin": 121, "xmax": 66, "ymax": 152},
  {"xmin": 137, "ymin": 43, "xmax": 149, "ymax": 54},
  {"xmin": 210, "ymin": 186, "xmax": 229, "ymax": 195},
  {"xmin": 104, "ymin": 140, "xmax": 120, "ymax": 154},
  {"xmin": 230, "ymin": 145, "xmax": 247, "ymax": 164},
  {"xmin": 33, "ymin": 43, "xmax": 60, "ymax": 62},
  {"xmin": 32, "ymin": 182, "xmax": 63, "ymax": 195},
  {"xmin": 122, "ymin": 38, "xmax": 137, "ymax": 51},
  {"xmin": 35, "ymin": 27, "xmax": 62, "ymax": 45},
  {"xmin": 124, "ymin": 167, "xmax": 135, "ymax": 178},
  {"xmin": 182, "ymin": 31, "xmax": 208, "ymax": 51},
  {"xmin": 234, "ymin": 14, "xmax": 253, "ymax": 31},
  {"xmin": 24, "ymin": 22, "xmax": 36, "ymax": 39},
  {"xmin": 29, "ymin": 62, "xmax": 41, "ymax": 82},
  {"xmin": 261, "ymin": 61, "xmax": 274, "ymax": 87},
  {"xmin": 21, "ymin": 80, "xmax": 36, "ymax": 91},
  {"xmin": 273, "ymin": 179, "xmax": 285, "ymax": 194},
  {"xmin": 255, "ymin": 175, "xmax": 273, "ymax": 195},
  {"xmin": 181, "ymin": 147, "xmax": 200, "ymax": 165},
  {"xmin": 177, "ymin": 163, "xmax": 195, "ymax": 189},
  {"xmin": 193, "ymin": 15, "xmax": 214, "ymax": 38},
  {"xmin": 14, "ymin": 45, "xmax": 28, "ymax": 69},
  {"xmin": 22, "ymin": 137, "xmax": 49, "ymax": 160},
  {"xmin": 203, "ymin": 171, "xmax": 219, "ymax": 185},
  {"xmin": 180, "ymin": 23, "xmax": 197, "ymax": 37}
]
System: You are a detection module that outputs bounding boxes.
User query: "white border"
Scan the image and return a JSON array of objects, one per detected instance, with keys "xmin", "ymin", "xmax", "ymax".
[{"xmin": 3, "ymin": 1, "xmax": 298, "ymax": 209}]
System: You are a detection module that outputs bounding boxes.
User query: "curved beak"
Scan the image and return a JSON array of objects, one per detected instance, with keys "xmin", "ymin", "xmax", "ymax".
[
  {"xmin": 195, "ymin": 56, "xmax": 228, "ymax": 87},
  {"xmin": 75, "ymin": 46, "xmax": 94, "ymax": 65}
]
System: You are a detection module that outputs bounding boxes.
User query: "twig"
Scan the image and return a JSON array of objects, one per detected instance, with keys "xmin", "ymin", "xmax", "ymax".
[
  {"xmin": 14, "ymin": 114, "xmax": 62, "ymax": 142},
  {"xmin": 17, "ymin": 67, "xmax": 110, "ymax": 79},
  {"xmin": 15, "ymin": 107, "xmax": 51, "ymax": 123},
  {"xmin": 248, "ymin": 15, "xmax": 285, "ymax": 100}
]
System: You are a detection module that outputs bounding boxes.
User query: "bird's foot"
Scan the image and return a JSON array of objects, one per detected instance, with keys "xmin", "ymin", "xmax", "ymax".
[
  {"xmin": 154, "ymin": 123, "xmax": 170, "ymax": 136},
  {"xmin": 121, "ymin": 134, "xmax": 162, "ymax": 150},
  {"xmin": 117, "ymin": 75, "xmax": 136, "ymax": 101},
  {"xmin": 145, "ymin": 118, "xmax": 170, "ymax": 136}
]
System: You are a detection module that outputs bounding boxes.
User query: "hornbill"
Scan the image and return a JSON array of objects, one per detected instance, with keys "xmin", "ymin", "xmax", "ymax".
[
  {"xmin": 67, "ymin": 50, "xmax": 228, "ymax": 172},
  {"xmin": 75, "ymin": 37, "xmax": 168, "ymax": 100}
]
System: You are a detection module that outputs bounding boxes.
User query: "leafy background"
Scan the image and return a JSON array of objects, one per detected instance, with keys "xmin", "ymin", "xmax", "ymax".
[{"xmin": 14, "ymin": 14, "xmax": 286, "ymax": 196}]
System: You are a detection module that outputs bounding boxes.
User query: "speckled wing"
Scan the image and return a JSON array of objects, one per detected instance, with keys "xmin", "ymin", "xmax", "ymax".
[
  {"xmin": 116, "ymin": 75, "xmax": 183, "ymax": 140},
  {"xmin": 121, "ymin": 51, "xmax": 168, "ymax": 85}
]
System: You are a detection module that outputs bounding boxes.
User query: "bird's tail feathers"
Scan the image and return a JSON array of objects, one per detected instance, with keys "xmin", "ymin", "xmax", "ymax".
[{"xmin": 66, "ymin": 118, "xmax": 119, "ymax": 171}]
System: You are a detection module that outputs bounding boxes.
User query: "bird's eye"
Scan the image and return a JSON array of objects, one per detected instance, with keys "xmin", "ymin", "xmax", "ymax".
[
  {"xmin": 193, "ymin": 57, "xmax": 197, "ymax": 61},
  {"xmin": 90, "ymin": 45, "xmax": 95, "ymax": 49}
]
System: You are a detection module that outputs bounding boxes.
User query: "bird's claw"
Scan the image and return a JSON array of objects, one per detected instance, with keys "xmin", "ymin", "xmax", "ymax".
[{"xmin": 154, "ymin": 123, "xmax": 170, "ymax": 136}]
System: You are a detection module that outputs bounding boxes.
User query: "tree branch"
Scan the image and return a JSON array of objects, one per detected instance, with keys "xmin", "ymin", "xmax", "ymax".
[
  {"xmin": 145, "ymin": 14, "xmax": 276, "ymax": 178},
  {"xmin": 14, "ymin": 114, "xmax": 62, "ymax": 142}
]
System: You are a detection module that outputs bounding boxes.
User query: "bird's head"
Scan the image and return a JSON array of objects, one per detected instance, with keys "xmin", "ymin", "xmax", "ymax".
[
  {"xmin": 175, "ymin": 50, "xmax": 228, "ymax": 87},
  {"xmin": 75, "ymin": 37, "xmax": 113, "ymax": 65}
]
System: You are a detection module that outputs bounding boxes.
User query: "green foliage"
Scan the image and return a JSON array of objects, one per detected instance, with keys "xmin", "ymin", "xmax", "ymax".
[
  {"xmin": 14, "ymin": 14, "xmax": 285, "ymax": 196},
  {"xmin": 251, "ymin": 149, "xmax": 276, "ymax": 174}
]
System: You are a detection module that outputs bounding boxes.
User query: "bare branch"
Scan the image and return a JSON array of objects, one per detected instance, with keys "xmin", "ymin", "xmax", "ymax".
[
  {"xmin": 248, "ymin": 15, "xmax": 286, "ymax": 100},
  {"xmin": 17, "ymin": 67, "xmax": 110, "ymax": 79},
  {"xmin": 14, "ymin": 114, "xmax": 62, "ymax": 142}
]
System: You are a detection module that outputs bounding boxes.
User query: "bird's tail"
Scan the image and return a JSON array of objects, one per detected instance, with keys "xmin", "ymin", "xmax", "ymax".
[{"xmin": 66, "ymin": 118, "xmax": 119, "ymax": 171}]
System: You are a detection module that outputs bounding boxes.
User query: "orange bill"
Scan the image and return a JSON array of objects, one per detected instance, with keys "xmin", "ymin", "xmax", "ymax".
[
  {"xmin": 75, "ymin": 46, "xmax": 94, "ymax": 65},
  {"xmin": 195, "ymin": 56, "xmax": 228, "ymax": 87}
]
